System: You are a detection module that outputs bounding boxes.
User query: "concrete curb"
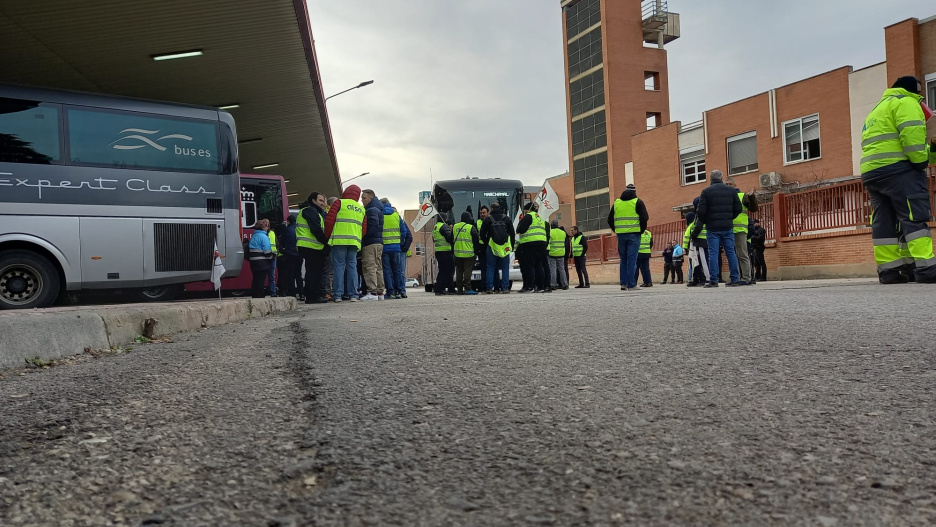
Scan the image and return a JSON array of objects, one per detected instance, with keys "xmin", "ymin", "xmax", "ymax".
[{"xmin": 0, "ymin": 297, "xmax": 297, "ymax": 370}]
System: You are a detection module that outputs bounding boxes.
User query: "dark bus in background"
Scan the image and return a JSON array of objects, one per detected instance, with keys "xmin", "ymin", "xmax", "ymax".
[
  {"xmin": 0, "ymin": 84, "xmax": 242, "ymax": 309},
  {"xmin": 424, "ymin": 178, "xmax": 524, "ymax": 290},
  {"xmin": 185, "ymin": 174, "xmax": 287, "ymax": 296}
]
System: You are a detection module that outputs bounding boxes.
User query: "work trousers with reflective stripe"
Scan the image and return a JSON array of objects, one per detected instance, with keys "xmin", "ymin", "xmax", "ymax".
[{"xmin": 863, "ymin": 163, "xmax": 936, "ymax": 281}]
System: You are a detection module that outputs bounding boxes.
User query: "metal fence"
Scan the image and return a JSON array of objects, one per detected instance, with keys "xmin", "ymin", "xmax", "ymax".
[{"xmin": 577, "ymin": 166, "xmax": 936, "ymax": 265}]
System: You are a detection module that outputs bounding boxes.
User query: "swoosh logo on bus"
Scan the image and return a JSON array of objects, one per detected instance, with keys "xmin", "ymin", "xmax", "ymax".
[{"xmin": 109, "ymin": 129, "xmax": 194, "ymax": 151}]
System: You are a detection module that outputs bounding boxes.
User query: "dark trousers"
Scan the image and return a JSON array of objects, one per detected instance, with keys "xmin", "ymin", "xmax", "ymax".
[
  {"xmin": 455, "ymin": 257, "xmax": 475, "ymax": 292},
  {"xmin": 663, "ymin": 262, "xmax": 674, "ymax": 283},
  {"xmin": 563, "ymin": 257, "xmax": 570, "ymax": 286},
  {"xmin": 530, "ymin": 242, "xmax": 548, "ymax": 290},
  {"xmin": 518, "ymin": 244, "xmax": 535, "ymax": 290},
  {"xmin": 435, "ymin": 251, "xmax": 456, "ymax": 293},
  {"xmin": 477, "ymin": 248, "xmax": 487, "ymax": 288},
  {"xmin": 751, "ymin": 247, "xmax": 767, "ymax": 281},
  {"xmin": 573, "ymin": 255, "xmax": 590, "ymax": 285},
  {"xmin": 670, "ymin": 259, "xmax": 684, "ymax": 283},
  {"xmin": 299, "ymin": 247, "xmax": 326, "ymax": 301},
  {"xmin": 278, "ymin": 254, "xmax": 300, "ymax": 297},
  {"xmin": 635, "ymin": 255, "xmax": 652, "ymax": 285},
  {"xmin": 249, "ymin": 260, "xmax": 270, "ymax": 298}
]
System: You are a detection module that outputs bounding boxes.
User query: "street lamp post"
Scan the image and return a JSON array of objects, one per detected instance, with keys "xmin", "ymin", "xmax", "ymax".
[
  {"xmin": 325, "ymin": 80, "xmax": 374, "ymax": 103},
  {"xmin": 341, "ymin": 172, "xmax": 370, "ymax": 187}
]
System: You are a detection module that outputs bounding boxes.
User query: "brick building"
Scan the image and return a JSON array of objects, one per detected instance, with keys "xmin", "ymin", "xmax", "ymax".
[{"xmin": 553, "ymin": 1, "xmax": 936, "ymax": 281}]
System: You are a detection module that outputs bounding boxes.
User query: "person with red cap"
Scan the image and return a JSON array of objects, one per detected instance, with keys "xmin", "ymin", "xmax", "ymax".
[{"xmin": 324, "ymin": 184, "xmax": 365, "ymax": 302}]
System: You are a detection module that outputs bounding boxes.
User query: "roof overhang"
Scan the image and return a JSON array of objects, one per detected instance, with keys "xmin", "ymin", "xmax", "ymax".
[{"xmin": 0, "ymin": 0, "xmax": 341, "ymax": 200}]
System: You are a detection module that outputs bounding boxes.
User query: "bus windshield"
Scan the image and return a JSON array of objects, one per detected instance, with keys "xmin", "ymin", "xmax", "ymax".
[{"xmin": 434, "ymin": 179, "xmax": 523, "ymax": 224}]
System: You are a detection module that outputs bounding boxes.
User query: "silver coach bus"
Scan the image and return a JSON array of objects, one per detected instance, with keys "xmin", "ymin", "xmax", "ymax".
[{"xmin": 0, "ymin": 84, "xmax": 242, "ymax": 309}]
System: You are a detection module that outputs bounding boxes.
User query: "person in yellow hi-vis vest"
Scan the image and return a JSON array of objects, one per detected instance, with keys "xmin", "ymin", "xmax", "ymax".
[
  {"xmin": 323, "ymin": 185, "xmax": 364, "ymax": 302},
  {"xmin": 861, "ymin": 76, "xmax": 936, "ymax": 283},
  {"xmin": 607, "ymin": 184, "xmax": 649, "ymax": 291},
  {"xmin": 479, "ymin": 202, "xmax": 516, "ymax": 293}
]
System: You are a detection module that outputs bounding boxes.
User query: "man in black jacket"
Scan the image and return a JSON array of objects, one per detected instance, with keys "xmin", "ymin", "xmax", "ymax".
[
  {"xmin": 750, "ymin": 219, "xmax": 767, "ymax": 281},
  {"xmin": 298, "ymin": 192, "xmax": 330, "ymax": 303},
  {"xmin": 516, "ymin": 202, "xmax": 550, "ymax": 292},
  {"xmin": 570, "ymin": 226, "xmax": 590, "ymax": 288},
  {"xmin": 692, "ymin": 170, "xmax": 742, "ymax": 287},
  {"xmin": 479, "ymin": 202, "xmax": 516, "ymax": 293}
]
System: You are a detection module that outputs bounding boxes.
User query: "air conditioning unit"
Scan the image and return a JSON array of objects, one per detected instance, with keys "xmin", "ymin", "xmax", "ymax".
[{"xmin": 759, "ymin": 171, "xmax": 782, "ymax": 188}]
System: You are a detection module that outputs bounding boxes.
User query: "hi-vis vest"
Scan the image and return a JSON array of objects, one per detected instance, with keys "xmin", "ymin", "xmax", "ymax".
[
  {"xmin": 518, "ymin": 211, "xmax": 547, "ymax": 244},
  {"xmin": 571, "ymin": 234, "xmax": 585, "ymax": 257},
  {"xmin": 296, "ymin": 208, "xmax": 325, "ymax": 250},
  {"xmin": 639, "ymin": 230, "xmax": 652, "ymax": 254},
  {"xmin": 433, "ymin": 222, "xmax": 452, "ymax": 252},
  {"xmin": 734, "ymin": 192, "xmax": 749, "ymax": 234},
  {"xmin": 683, "ymin": 225, "xmax": 692, "ymax": 248},
  {"xmin": 453, "ymin": 222, "xmax": 475, "ymax": 258},
  {"xmin": 613, "ymin": 198, "xmax": 640, "ymax": 234},
  {"xmin": 268, "ymin": 230, "xmax": 278, "ymax": 255},
  {"xmin": 383, "ymin": 211, "xmax": 402, "ymax": 246},
  {"xmin": 329, "ymin": 200, "xmax": 365, "ymax": 250},
  {"xmin": 860, "ymin": 87, "xmax": 935, "ymax": 174},
  {"xmin": 549, "ymin": 228, "xmax": 567, "ymax": 257},
  {"xmin": 692, "ymin": 219, "xmax": 707, "ymax": 240},
  {"xmin": 476, "ymin": 219, "xmax": 486, "ymax": 245}
]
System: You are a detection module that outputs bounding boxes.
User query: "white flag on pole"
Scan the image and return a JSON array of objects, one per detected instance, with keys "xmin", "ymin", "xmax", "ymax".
[
  {"xmin": 534, "ymin": 179, "xmax": 560, "ymax": 221},
  {"xmin": 210, "ymin": 240, "xmax": 226, "ymax": 291},
  {"xmin": 411, "ymin": 198, "xmax": 438, "ymax": 232}
]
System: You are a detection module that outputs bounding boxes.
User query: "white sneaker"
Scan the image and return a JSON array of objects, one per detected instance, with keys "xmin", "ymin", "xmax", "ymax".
[
  {"xmin": 360, "ymin": 293, "xmax": 379, "ymax": 301},
  {"xmin": 376, "ymin": 294, "xmax": 385, "ymax": 301}
]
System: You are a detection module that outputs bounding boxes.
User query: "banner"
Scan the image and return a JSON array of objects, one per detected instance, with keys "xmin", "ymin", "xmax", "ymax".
[
  {"xmin": 210, "ymin": 240, "xmax": 226, "ymax": 291},
  {"xmin": 411, "ymin": 198, "xmax": 438, "ymax": 232},
  {"xmin": 534, "ymin": 180, "xmax": 560, "ymax": 221}
]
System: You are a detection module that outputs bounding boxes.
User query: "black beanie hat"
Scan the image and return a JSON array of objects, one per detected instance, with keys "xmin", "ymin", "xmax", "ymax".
[{"xmin": 892, "ymin": 76, "xmax": 921, "ymax": 94}]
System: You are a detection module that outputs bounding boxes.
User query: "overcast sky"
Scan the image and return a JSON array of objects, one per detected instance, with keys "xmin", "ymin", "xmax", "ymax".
[{"xmin": 307, "ymin": 0, "xmax": 933, "ymax": 211}]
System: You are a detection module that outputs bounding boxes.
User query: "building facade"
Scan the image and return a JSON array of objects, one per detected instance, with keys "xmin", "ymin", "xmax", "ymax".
[{"xmin": 555, "ymin": 4, "xmax": 936, "ymax": 234}]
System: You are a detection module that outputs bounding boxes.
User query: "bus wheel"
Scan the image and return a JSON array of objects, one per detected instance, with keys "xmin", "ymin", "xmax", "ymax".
[
  {"xmin": 138, "ymin": 284, "xmax": 182, "ymax": 302},
  {"xmin": 0, "ymin": 250, "xmax": 61, "ymax": 310}
]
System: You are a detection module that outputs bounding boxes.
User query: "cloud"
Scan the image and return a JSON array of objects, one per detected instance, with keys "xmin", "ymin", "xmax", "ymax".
[
  {"xmin": 308, "ymin": 0, "xmax": 569, "ymax": 211},
  {"xmin": 308, "ymin": 0, "xmax": 934, "ymax": 211}
]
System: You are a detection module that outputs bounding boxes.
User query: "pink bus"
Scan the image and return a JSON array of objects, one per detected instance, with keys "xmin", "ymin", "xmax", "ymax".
[{"xmin": 186, "ymin": 173, "xmax": 288, "ymax": 296}]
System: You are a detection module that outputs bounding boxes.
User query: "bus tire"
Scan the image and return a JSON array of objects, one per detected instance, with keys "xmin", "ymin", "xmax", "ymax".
[
  {"xmin": 138, "ymin": 284, "xmax": 183, "ymax": 303},
  {"xmin": 0, "ymin": 250, "xmax": 61, "ymax": 310}
]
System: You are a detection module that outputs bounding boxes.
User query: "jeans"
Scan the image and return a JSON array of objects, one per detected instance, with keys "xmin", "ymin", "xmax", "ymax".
[
  {"xmin": 486, "ymin": 246, "xmax": 510, "ymax": 291},
  {"xmin": 616, "ymin": 233, "xmax": 640, "ymax": 288},
  {"xmin": 382, "ymin": 250, "xmax": 405, "ymax": 295},
  {"xmin": 706, "ymin": 230, "xmax": 740, "ymax": 284},
  {"xmin": 548, "ymin": 256, "xmax": 567, "ymax": 288},
  {"xmin": 266, "ymin": 258, "xmax": 277, "ymax": 297},
  {"xmin": 635, "ymin": 255, "xmax": 652, "ymax": 285},
  {"xmin": 330, "ymin": 245, "xmax": 359, "ymax": 299}
]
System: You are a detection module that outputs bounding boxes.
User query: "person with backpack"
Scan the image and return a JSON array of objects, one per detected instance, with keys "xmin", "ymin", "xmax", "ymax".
[
  {"xmin": 516, "ymin": 202, "xmax": 550, "ymax": 293},
  {"xmin": 479, "ymin": 202, "xmax": 516, "ymax": 294}
]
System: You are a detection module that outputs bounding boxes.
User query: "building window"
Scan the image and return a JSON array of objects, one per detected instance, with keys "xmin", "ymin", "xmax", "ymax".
[
  {"xmin": 681, "ymin": 150, "xmax": 706, "ymax": 185},
  {"xmin": 565, "ymin": 0, "xmax": 601, "ymax": 40},
  {"xmin": 570, "ymin": 69, "xmax": 605, "ymax": 118},
  {"xmin": 0, "ymin": 97, "xmax": 62, "ymax": 164},
  {"xmin": 571, "ymin": 110, "xmax": 606, "ymax": 157},
  {"xmin": 573, "ymin": 151, "xmax": 609, "ymax": 194},
  {"xmin": 783, "ymin": 114, "xmax": 821, "ymax": 164},
  {"xmin": 644, "ymin": 72, "xmax": 660, "ymax": 91},
  {"xmin": 926, "ymin": 77, "xmax": 936, "ymax": 111},
  {"xmin": 646, "ymin": 112, "xmax": 661, "ymax": 131},
  {"xmin": 727, "ymin": 131, "xmax": 758, "ymax": 175},
  {"xmin": 575, "ymin": 191, "xmax": 610, "ymax": 234},
  {"xmin": 567, "ymin": 27, "xmax": 602, "ymax": 79}
]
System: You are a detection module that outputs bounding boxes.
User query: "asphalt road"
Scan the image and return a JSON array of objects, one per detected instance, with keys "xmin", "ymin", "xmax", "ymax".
[{"xmin": 2, "ymin": 280, "xmax": 935, "ymax": 526}]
